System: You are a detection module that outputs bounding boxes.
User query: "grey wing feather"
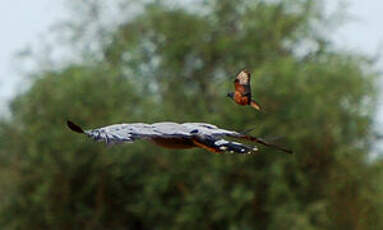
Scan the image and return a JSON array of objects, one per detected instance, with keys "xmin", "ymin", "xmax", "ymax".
[
  {"xmin": 81, "ymin": 122, "xmax": 201, "ymax": 144},
  {"xmin": 83, "ymin": 122, "xmax": 242, "ymax": 144}
]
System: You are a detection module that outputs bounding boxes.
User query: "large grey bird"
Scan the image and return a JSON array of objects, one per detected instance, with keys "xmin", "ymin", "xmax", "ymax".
[{"xmin": 67, "ymin": 121, "xmax": 292, "ymax": 154}]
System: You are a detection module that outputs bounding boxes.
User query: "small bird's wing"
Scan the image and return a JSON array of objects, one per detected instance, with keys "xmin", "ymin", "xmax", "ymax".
[{"xmin": 234, "ymin": 69, "xmax": 252, "ymax": 96}]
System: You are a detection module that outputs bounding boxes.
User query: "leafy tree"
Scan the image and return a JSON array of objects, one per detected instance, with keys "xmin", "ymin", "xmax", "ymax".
[{"xmin": 0, "ymin": 0, "xmax": 382, "ymax": 229}]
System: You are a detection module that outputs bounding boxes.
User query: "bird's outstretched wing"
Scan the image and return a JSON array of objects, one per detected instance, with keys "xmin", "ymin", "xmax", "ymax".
[
  {"xmin": 234, "ymin": 69, "xmax": 252, "ymax": 97},
  {"xmin": 67, "ymin": 121, "xmax": 292, "ymax": 154}
]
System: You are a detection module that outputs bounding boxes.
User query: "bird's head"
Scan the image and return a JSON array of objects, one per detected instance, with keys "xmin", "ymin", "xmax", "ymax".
[{"xmin": 227, "ymin": 92, "xmax": 234, "ymax": 99}]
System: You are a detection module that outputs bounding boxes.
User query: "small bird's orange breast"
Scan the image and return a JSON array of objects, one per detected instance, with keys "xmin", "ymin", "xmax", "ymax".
[{"xmin": 233, "ymin": 91, "xmax": 250, "ymax": 105}]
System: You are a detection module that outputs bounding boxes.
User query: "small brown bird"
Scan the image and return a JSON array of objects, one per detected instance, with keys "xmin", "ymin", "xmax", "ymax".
[{"xmin": 227, "ymin": 69, "xmax": 262, "ymax": 111}]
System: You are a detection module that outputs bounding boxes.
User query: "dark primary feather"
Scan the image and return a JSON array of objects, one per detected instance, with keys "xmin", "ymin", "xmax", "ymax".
[{"xmin": 67, "ymin": 120, "xmax": 84, "ymax": 134}]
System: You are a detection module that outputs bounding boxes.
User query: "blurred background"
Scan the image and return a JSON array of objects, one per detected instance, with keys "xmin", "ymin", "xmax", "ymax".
[{"xmin": 1, "ymin": 0, "xmax": 383, "ymax": 229}]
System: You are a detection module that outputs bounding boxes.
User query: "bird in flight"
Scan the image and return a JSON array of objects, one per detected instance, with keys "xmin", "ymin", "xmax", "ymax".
[
  {"xmin": 67, "ymin": 120, "xmax": 292, "ymax": 154},
  {"xmin": 227, "ymin": 69, "xmax": 262, "ymax": 111}
]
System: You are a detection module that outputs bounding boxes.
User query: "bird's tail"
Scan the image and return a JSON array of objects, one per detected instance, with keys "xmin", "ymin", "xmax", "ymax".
[
  {"xmin": 250, "ymin": 100, "xmax": 262, "ymax": 111},
  {"xmin": 67, "ymin": 120, "xmax": 84, "ymax": 134},
  {"xmin": 239, "ymin": 134, "xmax": 293, "ymax": 154}
]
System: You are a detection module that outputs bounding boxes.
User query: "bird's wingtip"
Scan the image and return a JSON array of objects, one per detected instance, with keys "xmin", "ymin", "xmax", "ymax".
[
  {"xmin": 67, "ymin": 120, "xmax": 84, "ymax": 134},
  {"xmin": 240, "ymin": 135, "xmax": 293, "ymax": 155}
]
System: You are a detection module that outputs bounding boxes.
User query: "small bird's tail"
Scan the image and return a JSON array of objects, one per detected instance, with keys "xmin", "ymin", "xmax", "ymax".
[
  {"xmin": 239, "ymin": 134, "xmax": 293, "ymax": 154},
  {"xmin": 250, "ymin": 100, "xmax": 262, "ymax": 111},
  {"xmin": 67, "ymin": 120, "xmax": 85, "ymax": 134}
]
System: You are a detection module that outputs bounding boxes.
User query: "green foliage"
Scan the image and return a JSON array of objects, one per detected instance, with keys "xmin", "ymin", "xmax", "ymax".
[{"xmin": 0, "ymin": 0, "xmax": 382, "ymax": 229}]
